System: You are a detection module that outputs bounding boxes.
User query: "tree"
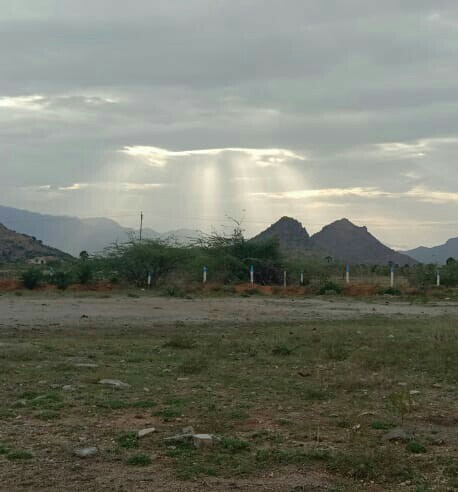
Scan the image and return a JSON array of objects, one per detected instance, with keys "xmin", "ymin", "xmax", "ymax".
[{"xmin": 79, "ymin": 250, "xmax": 89, "ymax": 261}]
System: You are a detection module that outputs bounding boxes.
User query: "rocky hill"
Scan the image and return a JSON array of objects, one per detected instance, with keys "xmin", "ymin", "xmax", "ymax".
[
  {"xmin": 311, "ymin": 219, "xmax": 417, "ymax": 265},
  {"xmin": 0, "ymin": 223, "xmax": 70, "ymax": 263},
  {"xmin": 250, "ymin": 217, "xmax": 311, "ymax": 252},
  {"xmin": 251, "ymin": 217, "xmax": 417, "ymax": 265}
]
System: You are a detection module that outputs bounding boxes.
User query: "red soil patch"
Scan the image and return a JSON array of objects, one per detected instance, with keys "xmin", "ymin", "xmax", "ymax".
[
  {"xmin": 68, "ymin": 281, "xmax": 115, "ymax": 291},
  {"xmin": 343, "ymin": 284, "xmax": 379, "ymax": 297},
  {"xmin": 0, "ymin": 279, "xmax": 22, "ymax": 291}
]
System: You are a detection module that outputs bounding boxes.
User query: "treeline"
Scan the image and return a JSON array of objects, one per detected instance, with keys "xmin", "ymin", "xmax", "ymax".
[{"xmin": 18, "ymin": 227, "xmax": 458, "ymax": 290}]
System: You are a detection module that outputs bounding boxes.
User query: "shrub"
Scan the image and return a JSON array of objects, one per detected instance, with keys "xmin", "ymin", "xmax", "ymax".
[
  {"xmin": 53, "ymin": 271, "xmax": 73, "ymax": 290},
  {"xmin": 75, "ymin": 261, "xmax": 93, "ymax": 284},
  {"xmin": 21, "ymin": 268, "xmax": 43, "ymax": 289},
  {"xmin": 379, "ymin": 287, "xmax": 401, "ymax": 296},
  {"xmin": 319, "ymin": 281, "xmax": 343, "ymax": 295}
]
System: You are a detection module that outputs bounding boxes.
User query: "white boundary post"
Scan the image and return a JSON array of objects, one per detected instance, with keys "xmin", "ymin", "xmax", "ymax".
[
  {"xmin": 147, "ymin": 272, "xmax": 152, "ymax": 288},
  {"xmin": 436, "ymin": 270, "xmax": 441, "ymax": 287},
  {"xmin": 203, "ymin": 266, "xmax": 207, "ymax": 284},
  {"xmin": 250, "ymin": 265, "xmax": 254, "ymax": 285},
  {"xmin": 283, "ymin": 271, "xmax": 287, "ymax": 288},
  {"xmin": 346, "ymin": 264, "xmax": 350, "ymax": 284},
  {"xmin": 300, "ymin": 272, "xmax": 304, "ymax": 286},
  {"xmin": 390, "ymin": 266, "xmax": 395, "ymax": 288}
]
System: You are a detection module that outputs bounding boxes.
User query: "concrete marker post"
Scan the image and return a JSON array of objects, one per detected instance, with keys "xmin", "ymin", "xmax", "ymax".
[
  {"xmin": 203, "ymin": 266, "xmax": 208, "ymax": 284},
  {"xmin": 283, "ymin": 271, "xmax": 287, "ymax": 288},
  {"xmin": 390, "ymin": 266, "xmax": 395, "ymax": 288},
  {"xmin": 436, "ymin": 270, "xmax": 441, "ymax": 287},
  {"xmin": 300, "ymin": 272, "xmax": 304, "ymax": 286},
  {"xmin": 250, "ymin": 265, "xmax": 254, "ymax": 285},
  {"xmin": 346, "ymin": 264, "xmax": 350, "ymax": 284},
  {"xmin": 147, "ymin": 272, "xmax": 152, "ymax": 288}
]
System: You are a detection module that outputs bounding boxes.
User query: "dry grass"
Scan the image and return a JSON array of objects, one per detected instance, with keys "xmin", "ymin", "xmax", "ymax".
[{"xmin": 0, "ymin": 317, "xmax": 457, "ymax": 490}]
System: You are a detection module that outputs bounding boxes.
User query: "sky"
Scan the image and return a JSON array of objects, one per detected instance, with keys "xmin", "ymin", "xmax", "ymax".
[{"xmin": 2, "ymin": 1, "xmax": 458, "ymax": 249}]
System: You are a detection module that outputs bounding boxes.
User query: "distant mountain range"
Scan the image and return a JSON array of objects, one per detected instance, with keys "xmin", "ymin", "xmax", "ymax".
[
  {"xmin": 404, "ymin": 238, "xmax": 458, "ymax": 265},
  {"xmin": 2, "ymin": 204, "xmax": 457, "ymax": 265},
  {"xmin": 253, "ymin": 216, "xmax": 418, "ymax": 265},
  {"xmin": 0, "ymin": 205, "xmax": 200, "ymax": 256},
  {"xmin": 0, "ymin": 223, "xmax": 70, "ymax": 263}
]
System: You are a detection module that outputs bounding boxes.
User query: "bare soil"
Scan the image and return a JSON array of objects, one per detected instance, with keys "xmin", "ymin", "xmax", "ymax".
[{"xmin": 0, "ymin": 293, "xmax": 457, "ymax": 329}]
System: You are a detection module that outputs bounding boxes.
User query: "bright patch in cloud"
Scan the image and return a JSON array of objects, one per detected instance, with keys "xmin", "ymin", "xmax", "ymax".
[
  {"xmin": 252, "ymin": 185, "xmax": 458, "ymax": 205},
  {"xmin": 25, "ymin": 182, "xmax": 166, "ymax": 193},
  {"xmin": 0, "ymin": 95, "xmax": 45, "ymax": 111},
  {"xmin": 406, "ymin": 186, "xmax": 458, "ymax": 204},
  {"xmin": 251, "ymin": 187, "xmax": 392, "ymax": 200},
  {"xmin": 120, "ymin": 146, "xmax": 305, "ymax": 168}
]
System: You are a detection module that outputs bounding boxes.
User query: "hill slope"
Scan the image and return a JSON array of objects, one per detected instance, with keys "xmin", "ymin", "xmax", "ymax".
[
  {"xmin": 405, "ymin": 237, "xmax": 458, "ymax": 264},
  {"xmin": 0, "ymin": 223, "xmax": 70, "ymax": 263},
  {"xmin": 311, "ymin": 219, "xmax": 417, "ymax": 265},
  {"xmin": 251, "ymin": 216, "xmax": 311, "ymax": 252}
]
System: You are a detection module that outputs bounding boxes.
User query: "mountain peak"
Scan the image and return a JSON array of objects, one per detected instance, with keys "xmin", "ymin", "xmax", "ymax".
[
  {"xmin": 251, "ymin": 216, "xmax": 310, "ymax": 251},
  {"xmin": 326, "ymin": 218, "xmax": 367, "ymax": 232},
  {"xmin": 312, "ymin": 219, "xmax": 416, "ymax": 265}
]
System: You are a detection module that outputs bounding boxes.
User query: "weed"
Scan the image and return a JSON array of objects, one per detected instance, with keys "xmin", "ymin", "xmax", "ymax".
[
  {"xmin": 126, "ymin": 454, "xmax": 152, "ymax": 466},
  {"xmin": 116, "ymin": 432, "xmax": 138, "ymax": 449},
  {"xmin": 406, "ymin": 441, "xmax": 427, "ymax": 454},
  {"xmin": 179, "ymin": 356, "xmax": 207, "ymax": 374},
  {"xmin": 7, "ymin": 451, "xmax": 33, "ymax": 461},
  {"xmin": 132, "ymin": 399, "xmax": 157, "ymax": 409},
  {"xmin": 371, "ymin": 421, "xmax": 392, "ymax": 430},
  {"xmin": 271, "ymin": 345, "xmax": 292, "ymax": 356},
  {"xmin": 222, "ymin": 438, "xmax": 250, "ymax": 452},
  {"xmin": 35, "ymin": 410, "xmax": 61, "ymax": 420},
  {"xmin": 97, "ymin": 399, "xmax": 130, "ymax": 410},
  {"xmin": 164, "ymin": 335, "xmax": 195, "ymax": 349}
]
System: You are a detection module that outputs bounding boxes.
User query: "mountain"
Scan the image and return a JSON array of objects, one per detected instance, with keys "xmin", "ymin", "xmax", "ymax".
[
  {"xmin": 0, "ymin": 205, "xmax": 201, "ymax": 256},
  {"xmin": 251, "ymin": 216, "xmax": 311, "ymax": 252},
  {"xmin": 0, "ymin": 223, "xmax": 70, "ymax": 263},
  {"xmin": 405, "ymin": 237, "xmax": 458, "ymax": 264},
  {"xmin": 311, "ymin": 218, "xmax": 417, "ymax": 265},
  {"xmin": 0, "ymin": 206, "xmax": 133, "ymax": 256}
]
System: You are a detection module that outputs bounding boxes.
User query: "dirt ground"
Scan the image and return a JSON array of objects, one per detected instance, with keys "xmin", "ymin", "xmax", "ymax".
[
  {"xmin": 0, "ymin": 293, "xmax": 457, "ymax": 491},
  {"xmin": 0, "ymin": 293, "xmax": 457, "ymax": 329}
]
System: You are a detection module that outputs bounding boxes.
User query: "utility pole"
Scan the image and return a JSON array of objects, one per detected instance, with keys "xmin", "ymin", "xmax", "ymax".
[{"xmin": 139, "ymin": 211, "xmax": 143, "ymax": 242}]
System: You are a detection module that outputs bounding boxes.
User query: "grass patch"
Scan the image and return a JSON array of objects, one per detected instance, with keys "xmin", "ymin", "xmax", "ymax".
[
  {"xmin": 7, "ymin": 451, "xmax": 33, "ymax": 461},
  {"xmin": 164, "ymin": 335, "xmax": 196, "ymax": 349},
  {"xmin": 221, "ymin": 438, "xmax": 250, "ymax": 452},
  {"xmin": 406, "ymin": 441, "xmax": 427, "ymax": 454},
  {"xmin": 126, "ymin": 454, "xmax": 152, "ymax": 466},
  {"xmin": 371, "ymin": 421, "xmax": 393, "ymax": 430},
  {"xmin": 116, "ymin": 432, "xmax": 138, "ymax": 449}
]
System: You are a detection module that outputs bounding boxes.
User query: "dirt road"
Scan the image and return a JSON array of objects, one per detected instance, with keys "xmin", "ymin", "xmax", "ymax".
[{"xmin": 0, "ymin": 294, "xmax": 457, "ymax": 328}]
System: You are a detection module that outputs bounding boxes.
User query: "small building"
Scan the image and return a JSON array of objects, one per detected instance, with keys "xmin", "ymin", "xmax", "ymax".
[{"xmin": 27, "ymin": 256, "xmax": 58, "ymax": 265}]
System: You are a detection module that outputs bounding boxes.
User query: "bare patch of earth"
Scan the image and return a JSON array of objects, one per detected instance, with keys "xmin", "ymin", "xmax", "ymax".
[{"xmin": 0, "ymin": 294, "xmax": 456, "ymax": 329}]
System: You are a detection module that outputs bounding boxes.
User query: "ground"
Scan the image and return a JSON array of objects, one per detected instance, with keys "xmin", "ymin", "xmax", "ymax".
[{"xmin": 0, "ymin": 291, "xmax": 457, "ymax": 491}]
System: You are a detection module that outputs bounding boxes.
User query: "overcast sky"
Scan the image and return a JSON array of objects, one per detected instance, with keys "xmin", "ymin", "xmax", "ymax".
[{"xmin": 2, "ymin": 1, "xmax": 458, "ymax": 248}]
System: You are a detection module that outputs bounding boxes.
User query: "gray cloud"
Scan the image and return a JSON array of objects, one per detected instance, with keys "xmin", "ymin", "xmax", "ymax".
[{"xmin": 1, "ymin": 1, "xmax": 458, "ymax": 248}]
